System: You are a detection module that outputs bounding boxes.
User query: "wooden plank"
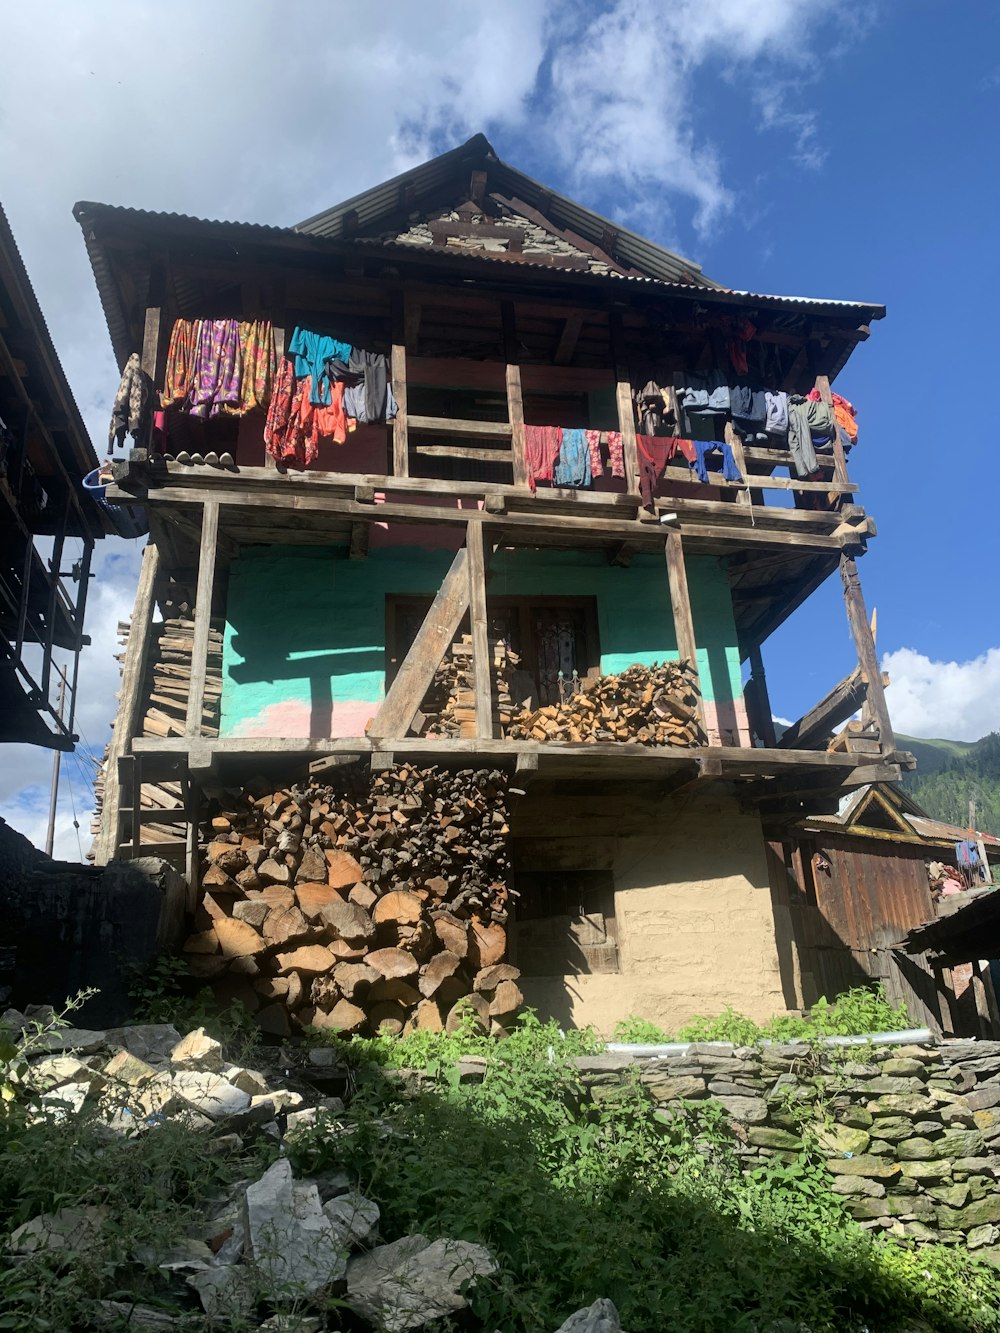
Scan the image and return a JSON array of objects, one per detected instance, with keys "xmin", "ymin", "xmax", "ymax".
[
  {"xmin": 408, "ymin": 414, "xmax": 513, "ymax": 437},
  {"xmin": 747, "ymin": 643, "xmax": 777, "ymax": 748},
  {"xmin": 610, "ymin": 312, "xmax": 640, "ymax": 497},
  {"xmin": 185, "ymin": 500, "xmax": 219, "ymax": 736},
  {"xmin": 501, "ymin": 301, "xmax": 529, "ymax": 489},
  {"xmin": 554, "ymin": 310, "xmax": 584, "ymax": 366},
  {"xmin": 367, "ymin": 546, "xmax": 472, "ymax": 741},
  {"xmin": 840, "ymin": 554, "xmax": 894, "ymax": 754},
  {"xmin": 663, "ymin": 529, "xmax": 705, "ymax": 732},
  {"xmin": 390, "ymin": 291, "xmax": 408, "ymax": 478},
  {"xmin": 348, "ymin": 520, "xmax": 369, "ymax": 560},
  {"xmin": 777, "ymin": 667, "xmax": 867, "ymax": 750},
  {"xmin": 413, "ymin": 444, "xmax": 514, "ymax": 463},
  {"xmin": 97, "ymin": 542, "xmax": 160, "ymax": 864},
  {"xmin": 724, "ymin": 421, "xmax": 751, "ymax": 507},
  {"xmin": 466, "ymin": 521, "xmax": 493, "ymax": 739}
]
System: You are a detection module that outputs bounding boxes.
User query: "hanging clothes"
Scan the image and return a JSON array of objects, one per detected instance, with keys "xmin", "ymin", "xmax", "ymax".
[
  {"xmin": 288, "ymin": 327, "xmax": 352, "ymax": 407},
  {"xmin": 606, "ymin": 430, "xmax": 625, "ymax": 478},
  {"xmin": 787, "ymin": 396, "xmax": 820, "ymax": 478},
  {"xmin": 584, "ymin": 430, "xmax": 603, "ymax": 476},
  {"xmin": 764, "ymin": 390, "xmax": 788, "ymax": 437},
  {"xmin": 693, "ymin": 441, "xmax": 742, "ymax": 485},
  {"xmin": 264, "ymin": 357, "xmax": 295, "ymax": 463},
  {"xmin": 525, "ymin": 425, "xmax": 562, "ymax": 491},
  {"xmin": 160, "ymin": 320, "xmax": 201, "ymax": 408},
  {"xmin": 636, "ymin": 434, "xmax": 674, "ymax": 509},
  {"xmin": 729, "ymin": 383, "xmax": 767, "ymax": 437},
  {"xmin": 235, "ymin": 320, "xmax": 276, "ymax": 414},
  {"xmin": 189, "ymin": 319, "xmax": 242, "ymax": 419},
  {"xmin": 635, "ymin": 380, "xmax": 668, "ymax": 435},
  {"xmin": 832, "ymin": 392, "xmax": 858, "ymax": 443},
  {"xmin": 109, "ymin": 353, "xmax": 151, "ymax": 449},
  {"xmin": 679, "ymin": 371, "xmax": 730, "ymax": 415},
  {"xmin": 345, "ymin": 348, "xmax": 397, "ymax": 424},
  {"xmin": 722, "ymin": 317, "xmax": 756, "ymax": 376},
  {"xmin": 553, "ymin": 428, "xmax": 592, "ymax": 488}
]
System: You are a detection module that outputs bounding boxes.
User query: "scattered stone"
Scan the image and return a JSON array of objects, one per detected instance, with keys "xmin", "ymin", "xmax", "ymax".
[
  {"xmin": 168, "ymin": 1071, "xmax": 251, "ymax": 1121},
  {"xmin": 187, "ymin": 1265, "xmax": 255, "ymax": 1319},
  {"xmin": 243, "ymin": 1159, "xmax": 348, "ymax": 1300},
  {"xmin": 323, "ymin": 1189, "xmax": 380, "ymax": 1249},
  {"xmin": 170, "ymin": 1028, "xmax": 224, "ymax": 1073},
  {"xmin": 554, "ymin": 1297, "xmax": 626, "ymax": 1332},
  {"xmin": 10, "ymin": 1205, "xmax": 108, "ymax": 1254},
  {"xmin": 347, "ymin": 1234, "xmax": 496, "ymax": 1332},
  {"xmin": 92, "ymin": 1300, "xmax": 179, "ymax": 1329},
  {"xmin": 29, "ymin": 1054, "xmax": 103, "ymax": 1090},
  {"xmin": 968, "ymin": 1224, "xmax": 1000, "ymax": 1250},
  {"xmin": 23, "ymin": 1027, "xmax": 107, "ymax": 1056}
]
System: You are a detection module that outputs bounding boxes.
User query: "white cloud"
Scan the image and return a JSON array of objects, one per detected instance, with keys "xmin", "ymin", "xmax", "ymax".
[
  {"xmin": 0, "ymin": 0, "xmax": 872, "ymax": 858},
  {"xmin": 882, "ymin": 646, "xmax": 1000, "ymax": 742}
]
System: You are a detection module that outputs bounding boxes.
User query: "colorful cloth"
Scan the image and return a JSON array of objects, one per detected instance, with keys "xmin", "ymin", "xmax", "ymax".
[
  {"xmin": 288, "ymin": 327, "xmax": 352, "ymax": 407},
  {"xmin": 264, "ymin": 360, "xmax": 347, "ymax": 466},
  {"xmin": 693, "ymin": 440, "xmax": 742, "ymax": 485},
  {"xmin": 236, "ymin": 320, "xmax": 276, "ymax": 414},
  {"xmin": 553, "ymin": 428, "xmax": 592, "ymax": 488},
  {"xmin": 525, "ymin": 425, "xmax": 562, "ymax": 491},
  {"xmin": 109, "ymin": 353, "xmax": 150, "ymax": 449},
  {"xmin": 606, "ymin": 430, "xmax": 624, "ymax": 478},
  {"xmin": 160, "ymin": 320, "xmax": 201, "ymax": 408},
  {"xmin": 584, "ymin": 429, "xmax": 603, "ymax": 475},
  {"xmin": 189, "ymin": 319, "xmax": 242, "ymax": 419},
  {"xmin": 832, "ymin": 392, "xmax": 858, "ymax": 442}
]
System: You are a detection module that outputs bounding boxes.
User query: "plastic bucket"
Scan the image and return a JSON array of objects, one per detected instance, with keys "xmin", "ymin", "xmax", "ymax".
[{"xmin": 82, "ymin": 468, "xmax": 149, "ymax": 539}]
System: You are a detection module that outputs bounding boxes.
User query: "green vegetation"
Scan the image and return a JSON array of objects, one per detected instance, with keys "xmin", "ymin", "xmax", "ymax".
[
  {"xmin": 292, "ymin": 1014, "xmax": 1000, "ymax": 1332},
  {"xmin": 901, "ymin": 730, "xmax": 1000, "ymax": 842}
]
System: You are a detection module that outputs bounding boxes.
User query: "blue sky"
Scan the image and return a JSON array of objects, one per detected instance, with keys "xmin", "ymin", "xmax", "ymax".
[{"xmin": 1, "ymin": 0, "xmax": 998, "ymax": 856}]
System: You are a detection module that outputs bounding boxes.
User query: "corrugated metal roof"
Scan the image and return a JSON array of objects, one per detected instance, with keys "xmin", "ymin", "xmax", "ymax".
[{"xmin": 909, "ymin": 814, "xmax": 1000, "ymax": 847}]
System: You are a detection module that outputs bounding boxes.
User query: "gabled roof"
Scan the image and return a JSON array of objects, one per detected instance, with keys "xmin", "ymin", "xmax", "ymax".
[
  {"xmin": 802, "ymin": 781, "xmax": 1000, "ymax": 854},
  {"xmin": 296, "ymin": 134, "xmax": 716, "ymax": 289}
]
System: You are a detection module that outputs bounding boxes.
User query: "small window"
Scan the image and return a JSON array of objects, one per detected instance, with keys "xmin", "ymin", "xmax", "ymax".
[{"xmin": 512, "ymin": 869, "xmax": 619, "ymax": 976}]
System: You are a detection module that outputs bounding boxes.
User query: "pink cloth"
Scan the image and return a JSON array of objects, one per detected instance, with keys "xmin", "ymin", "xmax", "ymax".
[
  {"xmin": 584, "ymin": 429, "xmax": 603, "ymax": 475},
  {"xmin": 525, "ymin": 425, "xmax": 562, "ymax": 491},
  {"xmin": 606, "ymin": 430, "xmax": 624, "ymax": 478}
]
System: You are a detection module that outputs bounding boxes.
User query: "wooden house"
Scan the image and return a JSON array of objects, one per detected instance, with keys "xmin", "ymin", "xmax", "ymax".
[
  {"xmin": 0, "ymin": 203, "xmax": 105, "ymax": 750},
  {"xmin": 77, "ymin": 135, "xmax": 910, "ymax": 1035}
]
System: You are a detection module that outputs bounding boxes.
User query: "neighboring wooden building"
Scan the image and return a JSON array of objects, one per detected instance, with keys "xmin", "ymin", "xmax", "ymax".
[
  {"xmin": 0, "ymin": 204, "xmax": 106, "ymax": 749},
  {"xmin": 766, "ymin": 782, "xmax": 1000, "ymax": 1034},
  {"xmin": 77, "ymin": 135, "xmax": 908, "ymax": 1033}
]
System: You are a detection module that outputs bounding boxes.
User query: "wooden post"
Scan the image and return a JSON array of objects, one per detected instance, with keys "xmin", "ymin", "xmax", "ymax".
[
  {"xmin": 840, "ymin": 553, "xmax": 894, "ymax": 754},
  {"xmin": 610, "ymin": 312, "xmax": 640, "ymax": 497},
  {"xmin": 96, "ymin": 541, "xmax": 160, "ymax": 864},
  {"xmin": 391, "ymin": 291, "xmax": 409, "ymax": 477},
  {"xmin": 723, "ymin": 421, "xmax": 751, "ymax": 506},
  {"xmin": 664, "ymin": 529, "xmax": 705, "ymax": 730},
  {"xmin": 933, "ymin": 963, "xmax": 955, "ymax": 1037},
  {"xmin": 501, "ymin": 302, "xmax": 529, "ymax": 488},
  {"xmin": 140, "ymin": 300, "xmax": 164, "ymax": 453},
  {"xmin": 185, "ymin": 500, "xmax": 219, "ymax": 736},
  {"xmin": 466, "ymin": 520, "xmax": 493, "ymax": 738},
  {"xmin": 748, "ymin": 643, "xmax": 778, "ymax": 748}
]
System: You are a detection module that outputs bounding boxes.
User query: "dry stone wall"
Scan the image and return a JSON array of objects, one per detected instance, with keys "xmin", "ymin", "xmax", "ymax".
[{"xmin": 571, "ymin": 1039, "xmax": 1000, "ymax": 1255}]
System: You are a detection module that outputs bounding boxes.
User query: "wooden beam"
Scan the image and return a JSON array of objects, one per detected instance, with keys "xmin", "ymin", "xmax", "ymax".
[
  {"xmin": 391, "ymin": 291, "xmax": 408, "ymax": 477},
  {"xmin": 501, "ymin": 302, "xmax": 529, "ymax": 488},
  {"xmin": 776, "ymin": 667, "xmax": 867, "ymax": 750},
  {"xmin": 413, "ymin": 444, "xmax": 513, "ymax": 464},
  {"xmin": 348, "ymin": 521, "xmax": 369, "ymax": 560},
  {"xmin": 466, "ymin": 520, "xmax": 493, "ymax": 739},
  {"xmin": 185, "ymin": 500, "xmax": 219, "ymax": 736},
  {"xmin": 367, "ymin": 546, "xmax": 473, "ymax": 741},
  {"xmin": 409, "ymin": 414, "xmax": 512, "ymax": 437},
  {"xmin": 663, "ymin": 530, "xmax": 704, "ymax": 730},
  {"xmin": 723, "ymin": 419, "xmax": 751, "ymax": 508},
  {"xmin": 610, "ymin": 312, "xmax": 640, "ymax": 497},
  {"xmin": 97, "ymin": 542, "xmax": 160, "ymax": 863},
  {"xmin": 553, "ymin": 310, "xmax": 584, "ymax": 366},
  {"xmin": 840, "ymin": 554, "xmax": 894, "ymax": 753},
  {"xmin": 748, "ymin": 643, "xmax": 777, "ymax": 748}
]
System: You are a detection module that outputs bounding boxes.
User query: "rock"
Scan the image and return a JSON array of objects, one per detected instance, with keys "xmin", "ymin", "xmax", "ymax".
[
  {"xmin": 243, "ymin": 1159, "xmax": 348, "ymax": 1299},
  {"xmin": 103, "ymin": 1049, "xmax": 158, "ymax": 1087},
  {"xmin": 323, "ymin": 1189, "xmax": 380, "ymax": 1250},
  {"xmin": 884, "ymin": 1194, "xmax": 936, "ymax": 1220},
  {"xmin": 839, "ymin": 1106, "xmax": 874, "ymax": 1129},
  {"xmin": 974, "ymin": 1108, "xmax": 1000, "ymax": 1136},
  {"xmin": 224, "ymin": 1065, "xmax": 269, "ymax": 1096},
  {"xmin": 572, "ymin": 1055, "xmax": 641, "ymax": 1074},
  {"xmin": 939, "ymin": 1196, "xmax": 1000, "ymax": 1230},
  {"xmin": 187, "ymin": 1265, "xmax": 255, "ymax": 1319},
  {"xmin": 968, "ymin": 1224, "xmax": 1000, "ymax": 1250},
  {"xmin": 866, "ymin": 1115, "xmax": 918, "ymax": 1142},
  {"xmin": 966, "ymin": 1085, "xmax": 1000, "ymax": 1112},
  {"xmin": 816, "ymin": 1124, "xmax": 870, "ymax": 1156},
  {"xmin": 92, "ymin": 1300, "xmax": 179, "ymax": 1328},
  {"xmin": 325, "ymin": 849, "xmax": 364, "ymax": 889},
  {"xmin": 863, "ymin": 1076, "xmax": 925, "ymax": 1095},
  {"xmin": 953, "ymin": 1156, "xmax": 1000, "ymax": 1176},
  {"xmin": 881, "ymin": 1058, "xmax": 928, "ymax": 1076},
  {"xmin": 937, "ymin": 1128, "xmax": 985, "ymax": 1158},
  {"xmin": 844, "ymin": 1197, "xmax": 890, "ymax": 1221},
  {"xmin": 715, "ymin": 1095, "xmax": 768, "ymax": 1124},
  {"xmin": 896, "ymin": 1138, "xmax": 938, "ymax": 1160},
  {"xmin": 554, "ymin": 1298, "xmax": 626, "ymax": 1332},
  {"xmin": 899, "ymin": 1159, "xmax": 952, "ymax": 1180},
  {"xmin": 24, "ymin": 1027, "xmax": 107, "ymax": 1055},
  {"xmin": 321, "ymin": 898, "xmax": 375, "ymax": 943},
  {"xmin": 170, "ymin": 1028, "xmax": 224, "ymax": 1073},
  {"xmin": 168, "ymin": 1071, "xmax": 251, "ymax": 1120},
  {"xmin": 868, "ymin": 1095, "xmax": 942, "ymax": 1117},
  {"xmin": 347, "ymin": 1234, "xmax": 496, "ymax": 1332},
  {"xmin": 28, "ymin": 1054, "xmax": 102, "ymax": 1091},
  {"xmin": 104, "ymin": 1024, "xmax": 181, "ymax": 1063},
  {"xmin": 940, "ymin": 1103, "xmax": 977, "ymax": 1127},
  {"xmin": 928, "ymin": 1183, "xmax": 970, "ymax": 1207},
  {"xmin": 830, "ymin": 1176, "xmax": 886, "ymax": 1197},
  {"xmin": 747, "ymin": 1127, "xmax": 802, "ymax": 1150},
  {"xmin": 825, "ymin": 1156, "xmax": 901, "ymax": 1179},
  {"xmin": 10, "ymin": 1205, "xmax": 108, "ymax": 1254},
  {"xmin": 644, "ymin": 1076, "xmax": 707, "ymax": 1102}
]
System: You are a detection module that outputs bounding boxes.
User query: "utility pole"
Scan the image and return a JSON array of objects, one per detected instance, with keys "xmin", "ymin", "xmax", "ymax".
[{"xmin": 44, "ymin": 669, "xmax": 67, "ymax": 858}]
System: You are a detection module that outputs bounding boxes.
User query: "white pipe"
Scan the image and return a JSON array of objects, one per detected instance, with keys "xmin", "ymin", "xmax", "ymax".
[{"xmin": 606, "ymin": 1027, "xmax": 933, "ymax": 1057}]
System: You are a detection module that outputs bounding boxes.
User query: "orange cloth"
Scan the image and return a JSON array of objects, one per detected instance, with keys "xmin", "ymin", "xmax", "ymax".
[{"xmin": 832, "ymin": 393, "xmax": 858, "ymax": 442}]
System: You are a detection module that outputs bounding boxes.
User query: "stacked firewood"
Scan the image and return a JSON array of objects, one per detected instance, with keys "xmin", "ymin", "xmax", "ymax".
[
  {"xmin": 91, "ymin": 617, "xmax": 223, "ymax": 849},
  {"xmin": 182, "ymin": 765, "xmax": 521, "ymax": 1038},
  {"xmin": 416, "ymin": 634, "xmax": 520, "ymax": 739},
  {"xmin": 506, "ymin": 661, "xmax": 705, "ymax": 747}
]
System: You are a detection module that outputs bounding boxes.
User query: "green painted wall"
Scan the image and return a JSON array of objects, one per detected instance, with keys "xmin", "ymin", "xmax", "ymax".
[{"xmin": 221, "ymin": 545, "xmax": 743, "ymax": 738}]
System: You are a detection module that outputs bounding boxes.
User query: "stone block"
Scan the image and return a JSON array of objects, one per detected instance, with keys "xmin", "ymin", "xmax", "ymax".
[
  {"xmin": 715, "ymin": 1095, "xmax": 768, "ymax": 1124},
  {"xmin": 928, "ymin": 1183, "xmax": 970, "ymax": 1208},
  {"xmin": 899, "ymin": 1159, "xmax": 952, "ymax": 1181},
  {"xmin": 169, "ymin": 1028, "xmax": 224, "ymax": 1073},
  {"xmin": 938, "ymin": 1197, "xmax": 1000, "ymax": 1231},
  {"xmin": 747, "ymin": 1127, "xmax": 802, "ymax": 1150},
  {"xmin": 881, "ymin": 1058, "xmax": 930, "ymax": 1077},
  {"xmin": 826, "ymin": 1156, "xmax": 901, "ymax": 1179},
  {"xmin": 816, "ymin": 1124, "xmax": 870, "ymax": 1156},
  {"xmin": 644, "ymin": 1076, "xmax": 707, "ymax": 1101},
  {"xmin": 896, "ymin": 1138, "xmax": 938, "ymax": 1160},
  {"xmin": 830, "ymin": 1176, "xmax": 886, "ymax": 1198},
  {"xmin": 937, "ymin": 1128, "xmax": 986, "ymax": 1158}
]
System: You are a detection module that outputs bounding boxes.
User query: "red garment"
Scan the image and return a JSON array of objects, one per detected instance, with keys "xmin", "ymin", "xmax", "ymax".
[
  {"xmin": 635, "ymin": 435, "xmax": 697, "ymax": 508},
  {"xmin": 832, "ymin": 392, "xmax": 858, "ymax": 442},
  {"xmin": 723, "ymin": 317, "xmax": 756, "ymax": 376},
  {"xmin": 264, "ymin": 361, "xmax": 347, "ymax": 467},
  {"xmin": 584, "ymin": 429, "xmax": 603, "ymax": 476},
  {"xmin": 525, "ymin": 425, "xmax": 562, "ymax": 492}
]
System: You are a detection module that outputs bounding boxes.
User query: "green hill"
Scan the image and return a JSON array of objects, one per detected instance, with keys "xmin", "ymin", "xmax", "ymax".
[{"xmin": 899, "ymin": 731, "xmax": 1000, "ymax": 836}]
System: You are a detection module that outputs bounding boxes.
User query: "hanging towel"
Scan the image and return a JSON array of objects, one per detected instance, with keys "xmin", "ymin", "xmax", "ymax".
[
  {"xmin": 553, "ymin": 428, "xmax": 592, "ymax": 488},
  {"xmin": 525, "ymin": 425, "xmax": 562, "ymax": 491},
  {"xmin": 109, "ymin": 353, "xmax": 151, "ymax": 449}
]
